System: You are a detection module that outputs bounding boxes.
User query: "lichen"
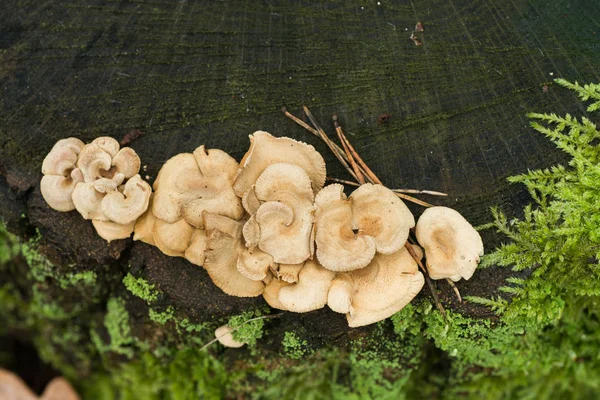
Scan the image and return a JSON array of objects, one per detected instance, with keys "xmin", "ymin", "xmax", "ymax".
[{"xmin": 123, "ymin": 273, "xmax": 160, "ymax": 303}]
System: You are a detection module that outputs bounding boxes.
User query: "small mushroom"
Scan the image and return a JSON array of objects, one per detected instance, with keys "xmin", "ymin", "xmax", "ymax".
[
  {"xmin": 152, "ymin": 147, "xmax": 243, "ymax": 229},
  {"xmin": 277, "ymin": 263, "xmax": 304, "ymax": 283},
  {"xmin": 233, "ymin": 131, "xmax": 326, "ymax": 198},
  {"xmin": 415, "ymin": 206, "xmax": 484, "ymax": 281},
  {"xmin": 214, "ymin": 325, "xmax": 246, "ymax": 348},
  {"xmin": 40, "ymin": 138, "xmax": 85, "ymax": 212},
  {"xmin": 327, "ymin": 247, "xmax": 424, "ymax": 327},
  {"xmin": 242, "ymin": 163, "xmax": 315, "ymax": 264},
  {"xmin": 101, "ymin": 174, "xmax": 152, "ymax": 224},
  {"xmin": 153, "ymin": 218, "xmax": 195, "ymax": 257},
  {"xmin": 133, "ymin": 196, "xmax": 157, "ymax": 246},
  {"xmin": 314, "ymin": 184, "xmax": 415, "ymax": 272},
  {"xmin": 237, "ymin": 248, "xmax": 276, "ymax": 281},
  {"xmin": 203, "ymin": 212, "xmax": 264, "ymax": 297},
  {"xmin": 0, "ymin": 369, "xmax": 80, "ymax": 400},
  {"xmin": 278, "ymin": 260, "xmax": 335, "ymax": 313},
  {"xmin": 92, "ymin": 220, "xmax": 135, "ymax": 242},
  {"xmin": 184, "ymin": 229, "xmax": 208, "ymax": 266}
]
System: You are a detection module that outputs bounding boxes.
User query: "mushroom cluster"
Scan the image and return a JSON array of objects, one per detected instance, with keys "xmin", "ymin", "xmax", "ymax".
[
  {"xmin": 41, "ymin": 137, "xmax": 151, "ymax": 241},
  {"xmin": 40, "ymin": 131, "xmax": 483, "ymax": 328}
]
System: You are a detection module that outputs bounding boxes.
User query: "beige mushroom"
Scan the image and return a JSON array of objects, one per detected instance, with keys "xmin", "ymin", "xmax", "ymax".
[
  {"xmin": 101, "ymin": 174, "xmax": 151, "ymax": 224},
  {"xmin": 237, "ymin": 248, "xmax": 275, "ymax": 281},
  {"xmin": 214, "ymin": 325, "xmax": 245, "ymax": 348},
  {"xmin": 41, "ymin": 377, "xmax": 81, "ymax": 400},
  {"xmin": 133, "ymin": 204, "xmax": 157, "ymax": 246},
  {"xmin": 327, "ymin": 247, "xmax": 424, "ymax": 327},
  {"xmin": 77, "ymin": 141, "xmax": 113, "ymax": 183},
  {"xmin": 152, "ymin": 147, "xmax": 243, "ymax": 229},
  {"xmin": 262, "ymin": 278, "xmax": 293, "ymax": 310},
  {"xmin": 314, "ymin": 184, "xmax": 414, "ymax": 272},
  {"xmin": 0, "ymin": 368, "xmax": 37, "ymax": 400},
  {"xmin": 278, "ymin": 260, "xmax": 335, "ymax": 313},
  {"xmin": 91, "ymin": 136, "xmax": 120, "ymax": 157},
  {"xmin": 242, "ymin": 163, "xmax": 315, "ymax": 264},
  {"xmin": 233, "ymin": 131, "xmax": 326, "ymax": 198},
  {"xmin": 112, "ymin": 147, "xmax": 141, "ymax": 179},
  {"xmin": 92, "ymin": 220, "xmax": 135, "ymax": 242},
  {"xmin": 415, "ymin": 206, "xmax": 484, "ymax": 281},
  {"xmin": 77, "ymin": 137, "xmax": 141, "ymax": 183},
  {"xmin": 203, "ymin": 212, "xmax": 264, "ymax": 297},
  {"xmin": 40, "ymin": 138, "xmax": 85, "ymax": 212},
  {"xmin": 184, "ymin": 229, "xmax": 208, "ymax": 266},
  {"xmin": 276, "ymin": 263, "xmax": 304, "ymax": 283},
  {"xmin": 153, "ymin": 218, "xmax": 195, "ymax": 257},
  {"xmin": 72, "ymin": 182, "xmax": 109, "ymax": 221}
]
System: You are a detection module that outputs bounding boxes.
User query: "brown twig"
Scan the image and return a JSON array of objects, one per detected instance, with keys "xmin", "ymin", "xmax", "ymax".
[
  {"xmin": 405, "ymin": 243, "xmax": 446, "ymax": 318},
  {"xmin": 283, "ymin": 107, "xmax": 359, "ymax": 182},
  {"xmin": 445, "ymin": 279, "xmax": 462, "ymax": 302},
  {"xmin": 395, "ymin": 192, "xmax": 434, "ymax": 207},
  {"xmin": 335, "ymin": 125, "xmax": 383, "ymax": 185},
  {"xmin": 327, "ymin": 177, "xmax": 447, "ymax": 197},
  {"xmin": 333, "ymin": 115, "xmax": 365, "ymax": 184}
]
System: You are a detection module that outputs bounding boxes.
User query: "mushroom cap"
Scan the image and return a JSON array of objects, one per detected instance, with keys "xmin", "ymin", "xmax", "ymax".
[
  {"xmin": 233, "ymin": 131, "xmax": 326, "ymax": 198},
  {"xmin": 40, "ymin": 169, "xmax": 84, "ymax": 212},
  {"xmin": 41, "ymin": 138, "xmax": 84, "ymax": 176},
  {"xmin": 314, "ymin": 184, "xmax": 376, "ymax": 271},
  {"xmin": 0, "ymin": 368, "xmax": 37, "ymax": 400},
  {"xmin": 278, "ymin": 260, "xmax": 335, "ymax": 313},
  {"xmin": 203, "ymin": 212, "xmax": 264, "ymax": 297},
  {"xmin": 214, "ymin": 325, "xmax": 246, "ymax": 348},
  {"xmin": 276, "ymin": 263, "xmax": 304, "ymax": 283},
  {"xmin": 101, "ymin": 174, "xmax": 151, "ymax": 224},
  {"xmin": 92, "ymin": 220, "xmax": 135, "ymax": 242},
  {"xmin": 237, "ymin": 248, "xmax": 275, "ymax": 281},
  {"xmin": 152, "ymin": 147, "xmax": 243, "ymax": 228},
  {"xmin": 184, "ymin": 229, "xmax": 208, "ymax": 266},
  {"xmin": 72, "ymin": 182, "xmax": 109, "ymax": 221},
  {"xmin": 242, "ymin": 185, "xmax": 261, "ymax": 215},
  {"xmin": 327, "ymin": 247, "xmax": 424, "ymax": 327},
  {"xmin": 153, "ymin": 218, "xmax": 195, "ymax": 257},
  {"xmin": 243, "ymin": 163, "xmax": 315, "ymax": 264},
  {"xmin": 262, "ymin": 278, "xmax": 293, "ymax": 310},
  {"xmin": 415, "ymin": 206, "xmax": 484, "ymax": 281},
  {"xmin": 314, "ymin": 184, "xmax": 415, "ymax": 272},
  {"xmin": 41, "ymin": 377, "xmax": 81, "ymax": 400},
  {"xmin": 133, "ymin": 208, "xmax": 157, "ymax": 246},
  {"xmin": 92, "ymin": 136, "xmax": 120, "ymax": 157},
  {"xmin": 112, "ymin": 147, "xmax": 141, "ymax": 179},
  {"xmin": 77, "ymin": 142, "xmax": 113, "ymax": 183}
]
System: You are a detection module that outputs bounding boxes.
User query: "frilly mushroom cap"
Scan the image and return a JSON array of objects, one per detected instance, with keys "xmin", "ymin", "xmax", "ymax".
[
  {"xmin": 243, "ymin": 163, "xmax": 315, "ymax": 264},
  {"xmin": 133, "ymin": 202, "xmax": 157, "ymax": 246},
  {"xmin": 101, "ymin": 174, "xmax": 151, "ymax": 224},
  {"xmin": 327, "ymin": 247, "xmax": 424, "ymax": 327},
  {"xmin": 276, "ymin": 263, "xmax": 304, "ymax": 283},
  {"xmin": 233, "ymin": 131, "xmax": 326, "ymax": 197},
  {"xmin": 203, "ymin": 212, "xmax": 264, "ymax": 297},
  {"xmin": 152, "ymin": 147, "xmax": 243, "ymax": 228},
  {"xmin": 0, "ymin": 368, "xmax": 37, "ymax": 400},
  {"xmin": 41, "ymin": 377, "xmax": 81, "ymax": 400},
  {"xmin": 314, "ymin": 184, "xmax": 415, "ymax": 272},
  {"xmin": 237, "ymin": 248, "xmax": 275, "ymax": 281},
  {"xmin": 214, "ymin": 325, "xmax": 246, "ymax": 348},
  {"xmin": 153, "ymin": 218, "xmax": 195, "ymax": 257},
  {"xmin": 72, "ymin": 182, "xmax": 109, "ymax": 221},
  {"xmin": 277, "ymin": 260, "xmax": 335, "ymax": 313},
  {"xmin": 77, "ymin": 137, "xmax": 141, "ymax": 183},
  {"xmin": 415, "ymin": 206, "xmax": 484, "ymax": 281},
  {"xmin": 112, "ymin": 147, "xmax": 141, "ymax": 179},
  {"xmin": 184, "ymin": 229, "xmax": 208, "ymax": 266},
  {"xmin": 40, "ymin": 138, "xmax": 85, "ymax": 212},
  {"xmin": 41, "ymin": 138, "xmax": 84, "ymax": 176},
  {"xmin": 314, "ymin": 184, "xmax": 376, "ymax": 271},
  {"xmin": 77, "ymin": 142, "xmax": 113, "ymax": 183},
  {"xmin": 40, "ymin": 169, "xmax": 84, "ymax": 212},
  {"xmin": 262, "ymin": 278, "xmax": 293, "ymax": 310},
  {"xmin": 92, "ymin": 220, "xmax": 135, "ymax": 242}
]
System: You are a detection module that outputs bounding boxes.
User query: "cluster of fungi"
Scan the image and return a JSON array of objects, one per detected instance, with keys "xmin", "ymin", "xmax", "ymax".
[{"xmin": 40, "ymin": 108, "xmax": 483, "ymax": 348}]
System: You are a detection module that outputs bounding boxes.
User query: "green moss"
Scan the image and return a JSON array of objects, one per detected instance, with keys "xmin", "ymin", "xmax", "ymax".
[
  {"xmin": 123, "ymin": 273, "xmax": 160, "ymax": 303},
  {"xmin": 148, "ymin": 306, "xmax": 175, "ymax": 325},
  {"xmin": 92, "ymin": 297, "xmax": 135, "ymax": 358},
  {"xmin": 282, "ymin": 331, "xmax": 308, "ymax": 360},
  {"xmin": 228, "ymin": 309, "xmax": 267, "ymax": 348}
]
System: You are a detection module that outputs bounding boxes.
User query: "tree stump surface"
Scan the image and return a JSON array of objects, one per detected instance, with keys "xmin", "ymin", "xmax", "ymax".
[{"xmin": 1, "ymin": 0, "xmax": 599, "ymax": 357}]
